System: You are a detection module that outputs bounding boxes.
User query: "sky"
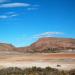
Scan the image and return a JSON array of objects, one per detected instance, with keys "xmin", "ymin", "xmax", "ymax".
[{"xmin": 0, "ymin": 0, "xmax": 75, "ymax": 47}]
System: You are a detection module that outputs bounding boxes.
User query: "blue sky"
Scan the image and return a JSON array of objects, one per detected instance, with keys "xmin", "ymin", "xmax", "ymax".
[{"xmin": 0, "ymin": 0, "xmax": 75, "ymax": 47}]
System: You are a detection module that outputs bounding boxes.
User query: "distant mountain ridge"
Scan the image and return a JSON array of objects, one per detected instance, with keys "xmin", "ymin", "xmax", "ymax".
[
  {"xmin": 0, "ymin": 43, "xmax": 15, "ymax": 51},
  {"xmin": 0, "ymin": 37, "xmax": 75, "ymax": 53}
]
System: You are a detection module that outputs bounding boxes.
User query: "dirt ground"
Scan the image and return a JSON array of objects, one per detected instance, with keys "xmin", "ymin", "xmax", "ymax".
[
  {"xmin": 0, "ymin": 53, "xmax": 75, "ymax": 61},
  {"xmin": 0, "ymin": 53, "xmax": 75, "ymax": 70}
]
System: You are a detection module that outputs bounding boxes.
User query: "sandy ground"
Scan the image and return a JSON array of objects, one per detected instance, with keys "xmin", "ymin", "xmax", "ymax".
[
  {"xmin": 0, "ymin": 53, "xmax": 75, "ymax": 70},
  {"xmin": 0, "ymin": 61, "xmax": 75, "ymax": 70}
]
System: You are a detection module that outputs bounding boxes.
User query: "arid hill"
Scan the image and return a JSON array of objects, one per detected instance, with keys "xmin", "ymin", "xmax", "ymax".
[
  {"xmin": 0, "ymin": 37, "xmax": 75, "ymax": 53},
  {"xmin": 16, "ymin": 37, "xmax": 75, "ymax": 53},
  {"xmin": 0, "ymin": 43, "xmax": 15, "ymax": 51}
]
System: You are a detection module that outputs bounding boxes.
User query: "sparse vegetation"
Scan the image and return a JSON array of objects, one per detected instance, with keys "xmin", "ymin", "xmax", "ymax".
[{"xmin": 0, "ymin": 67, "xmax": 75, "ymax": 75}]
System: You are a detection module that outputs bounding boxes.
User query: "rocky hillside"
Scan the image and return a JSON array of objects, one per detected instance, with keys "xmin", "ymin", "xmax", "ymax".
[
  {"xmin": 0, "ymin": 37, "xmax": 75, "ymax": 53},
  {"xmin": 0, "ymin": 43, "xmax": 15, "ymax": 51},
  {"xmin": 16, "ymin": 37, "xmax": 75, "ymax": 53}
]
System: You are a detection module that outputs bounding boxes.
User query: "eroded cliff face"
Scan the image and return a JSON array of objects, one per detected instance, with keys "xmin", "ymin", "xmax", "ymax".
[
  {"xmin": 16, "ymin": 37, "xmax": 75, "ymax": 53},
  {"xmin": 29, "ymin": 37, "xmax": 75, "ymax": 52},
  {"xmin": 0, "ymin": 37, "xmax": 75, "ymax": 53}
]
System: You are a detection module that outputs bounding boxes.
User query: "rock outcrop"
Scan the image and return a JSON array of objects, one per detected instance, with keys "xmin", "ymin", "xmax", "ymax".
[
  {"xmin": 0, "ymin": 37, "xmax": 75, "ymax": 53},
  {"xmin": 17, "ymin": 37, "xmax": 75, "ymax": 53}
]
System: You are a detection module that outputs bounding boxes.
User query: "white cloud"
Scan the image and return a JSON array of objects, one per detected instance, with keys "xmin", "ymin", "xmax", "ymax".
[
  {"xmin": 33, "ymin": 32, "xmax": 64, "ymax": 38},
  {"xmin": 0, "ymin": 15, "xmax": 7, "ymax": 19},
  {"xmin": 27, "ymin": 7, "xmax": 38, "ymax": 10},
  {"xmin": 10, "ymin": 14, "xmax": 18, "ymax": 17},
  {"xmin": 0, "ymin": 14, "xmax": 18, "ymax": 19},
  {"xmin": 0, "ymin": 3, "xmax": 30, "ymax": 8},
  {"xmin": 0, "ymin": 0, "xmax": 7, "ymax": 3},
  {"xmin": 27, "ymin": 4, "xmax": 39, "ymax": 10}
]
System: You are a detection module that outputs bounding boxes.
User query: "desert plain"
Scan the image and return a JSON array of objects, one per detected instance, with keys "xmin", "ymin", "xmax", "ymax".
[{"xmin": 0, "ymin": 53, "xmax": 75, "ymax": 70}]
